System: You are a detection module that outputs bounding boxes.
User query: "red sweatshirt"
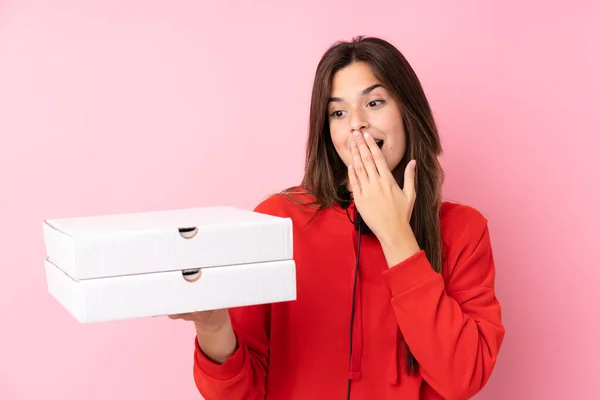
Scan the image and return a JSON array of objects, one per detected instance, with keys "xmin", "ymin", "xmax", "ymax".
[{"xmin": 192, "ymin": 190, "xmax": 505, "ymax": 400}]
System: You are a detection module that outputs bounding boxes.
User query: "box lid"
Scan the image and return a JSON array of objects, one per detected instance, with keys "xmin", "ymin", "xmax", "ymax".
[{"xmin": 43, "ymin": 206, "xmax": 293, "ymax": 280}]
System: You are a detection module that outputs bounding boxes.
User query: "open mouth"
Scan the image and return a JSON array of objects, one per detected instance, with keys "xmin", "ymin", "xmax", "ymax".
[{"xmin": 375, "ymin": 139, "xmax": 384, "ymax": 148}]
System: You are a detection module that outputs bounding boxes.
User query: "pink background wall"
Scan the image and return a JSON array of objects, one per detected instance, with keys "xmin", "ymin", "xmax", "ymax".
[{"xmin": 1, "ymin": 0, "xmax": 598, "ymax": 399}]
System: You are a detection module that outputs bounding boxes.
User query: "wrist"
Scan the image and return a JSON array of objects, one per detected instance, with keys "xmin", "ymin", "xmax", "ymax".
[
  {"xmin": 379, "ymin": 224, "xmax": 420, "ymax": 268},
  {"xmin": 194, "ymin": 315, "xmax": 231, "ymax": 336}
]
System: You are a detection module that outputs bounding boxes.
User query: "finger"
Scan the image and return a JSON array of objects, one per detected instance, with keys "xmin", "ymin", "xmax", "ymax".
[
  {"xmin": 169, "ymin": 313, "xmax": 193, "ymax": 320},
  {"xmin": 403, "ymin": 159, "xmax": 417, "ymax": 202},
  {"xmin": 347, "ymin": 165, "xmax": 361, "ymax": 195},
  {"xmin": 354, "ymin": 132, "xmax": 378, "ymax": 179},
  {"xmin": 350, "ymin": 138, "xmax": 368, "ymax": 184},
  {"xmin": 363, "ymin": 132, "xmax": 393, "ymax": 180}
]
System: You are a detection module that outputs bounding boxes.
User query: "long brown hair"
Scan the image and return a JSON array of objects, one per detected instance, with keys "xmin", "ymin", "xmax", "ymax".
[{"xmin": 282, "ymin": 36, "xmax": 444, "ymax": 373}]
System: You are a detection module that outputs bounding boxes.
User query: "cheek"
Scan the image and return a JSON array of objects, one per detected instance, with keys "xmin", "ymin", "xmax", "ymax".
[
  {"xmin": 329, "ymin": 127, "xmax": 347, "ymax": 151},
  {"xmin": 376, "ymin": 112, "xmax": 406, "ymax": 147},
  {"xmin": 329, "ymin": 127, "xmax": 353, "ymax": 165},
  {"xmin": 376, "ymin": 108, "xmax": 404, "ymax": 133}
]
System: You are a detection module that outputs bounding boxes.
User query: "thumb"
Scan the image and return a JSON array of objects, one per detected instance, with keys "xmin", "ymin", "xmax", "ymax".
[{"xmin": 403, "ymin": 159, "xmax": 417, "ymax": 201}]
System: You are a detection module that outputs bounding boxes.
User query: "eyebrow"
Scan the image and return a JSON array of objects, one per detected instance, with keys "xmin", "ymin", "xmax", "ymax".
[{"xmin": 328, "ymin": 83, "xmax": 383, "ymax": 103}]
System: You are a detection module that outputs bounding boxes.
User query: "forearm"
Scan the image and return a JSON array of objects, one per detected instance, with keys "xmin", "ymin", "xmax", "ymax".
[
  {"xmin": 195, "ymin": 318, "xmax": 238, "ymax": 364},
  {"xmin": 383, "ymin": 251, "xmax": 504, "ymax": 400},
  {"xmin": 193, "ymin": 305, "xmax": 271, "ymax": 400}
]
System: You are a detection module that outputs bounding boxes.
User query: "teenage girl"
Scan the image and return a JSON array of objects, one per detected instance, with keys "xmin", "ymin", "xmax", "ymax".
[{"xmin": 169, "ymin": 36, "xmax": 505, "ymax": 400}]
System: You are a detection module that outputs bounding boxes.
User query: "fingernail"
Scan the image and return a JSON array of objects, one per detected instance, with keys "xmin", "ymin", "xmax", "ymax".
[{"xmin": 364, "ymin": 132, "xmax": 370, "ymax": 139}]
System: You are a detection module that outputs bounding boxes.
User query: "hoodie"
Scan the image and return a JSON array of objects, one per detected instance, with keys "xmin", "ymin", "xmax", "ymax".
[{"xmin": 192, "ymin": 189, "xmax": 505, "ymax": 400}]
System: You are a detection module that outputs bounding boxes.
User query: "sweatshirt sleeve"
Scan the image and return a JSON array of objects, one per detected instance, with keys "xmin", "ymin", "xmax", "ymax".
[
  {"xmin": 192, "ymin": 198, "xmax": 285, "ymax": 399},
  {"xmin": 381, "ymin": 214, "xmax": 505, "ymax": 400},
  {"xmin": 193, "ymin": 303, "xmax": 271, "ymax": 400}
]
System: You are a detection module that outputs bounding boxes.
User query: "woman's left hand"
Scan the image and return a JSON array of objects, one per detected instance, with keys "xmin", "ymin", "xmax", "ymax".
[{"xmin": 347, "ymin": 131, "xmax": 421, "ymax": 266}]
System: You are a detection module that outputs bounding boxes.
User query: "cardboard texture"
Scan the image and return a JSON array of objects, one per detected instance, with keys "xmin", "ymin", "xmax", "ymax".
[{"xmin": 42, "ymin": 206, "xmax": 296, "ymax": 323}]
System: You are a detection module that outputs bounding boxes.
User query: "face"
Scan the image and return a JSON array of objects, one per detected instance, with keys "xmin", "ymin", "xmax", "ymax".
[{"xmin": 327, "ymin": 61, "xmax": 406, "ymax": 176}]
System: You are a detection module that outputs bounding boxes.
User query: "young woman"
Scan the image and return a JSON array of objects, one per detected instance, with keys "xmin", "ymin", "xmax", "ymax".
[{"xmin": 170, "ymin": 36, "xmax": 505, "ymax": 400}]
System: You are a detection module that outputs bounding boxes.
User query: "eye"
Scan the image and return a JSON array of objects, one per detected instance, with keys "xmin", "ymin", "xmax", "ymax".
[
  {"xmin": 330, "ymin": 110, "xmax": 345, "ymax": 118},
  {"xmin": 367, "ymin": 99, "xmax": 385, "ymax": 108}
]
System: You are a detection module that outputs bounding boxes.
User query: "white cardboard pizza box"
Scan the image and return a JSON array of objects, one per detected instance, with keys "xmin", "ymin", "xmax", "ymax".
[
  {"xmin": 42, "ymin": 205, "xmax": 296, "ymax": 323},
  {"xmin": 44, "ymin": 258, "xmax": 297, "ymax": 323},
  {"xmin": 43, "ymin": 205, "xmax": 293, "ymax": 279}
]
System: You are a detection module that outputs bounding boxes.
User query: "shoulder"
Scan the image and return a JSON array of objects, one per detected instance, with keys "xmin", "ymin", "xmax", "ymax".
[
  {"xmin": 252, "ymin": 186, "xmax": 319, "ymax": 220},
  {"xmin": 439, "ymin": 200, "xmax": 494, "ymax": 281},
  {"xmin": 440, "ymin": 200, "xmax": 489, "ymax": 239}
]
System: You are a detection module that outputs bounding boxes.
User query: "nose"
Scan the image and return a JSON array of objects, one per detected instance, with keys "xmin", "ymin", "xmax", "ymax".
[{"xmin": 349, "ymin": 108, "xmax": 369, "ymax": 133}]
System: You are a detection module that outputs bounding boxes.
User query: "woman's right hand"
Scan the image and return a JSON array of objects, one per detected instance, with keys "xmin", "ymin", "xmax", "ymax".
[
  {"xmin": 169, "ymin": 308, "xmax": 238, "ymax": 364},
  {"xmin": 168, "ymin": 308, "xmax": 231, "ymax": 333}
]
